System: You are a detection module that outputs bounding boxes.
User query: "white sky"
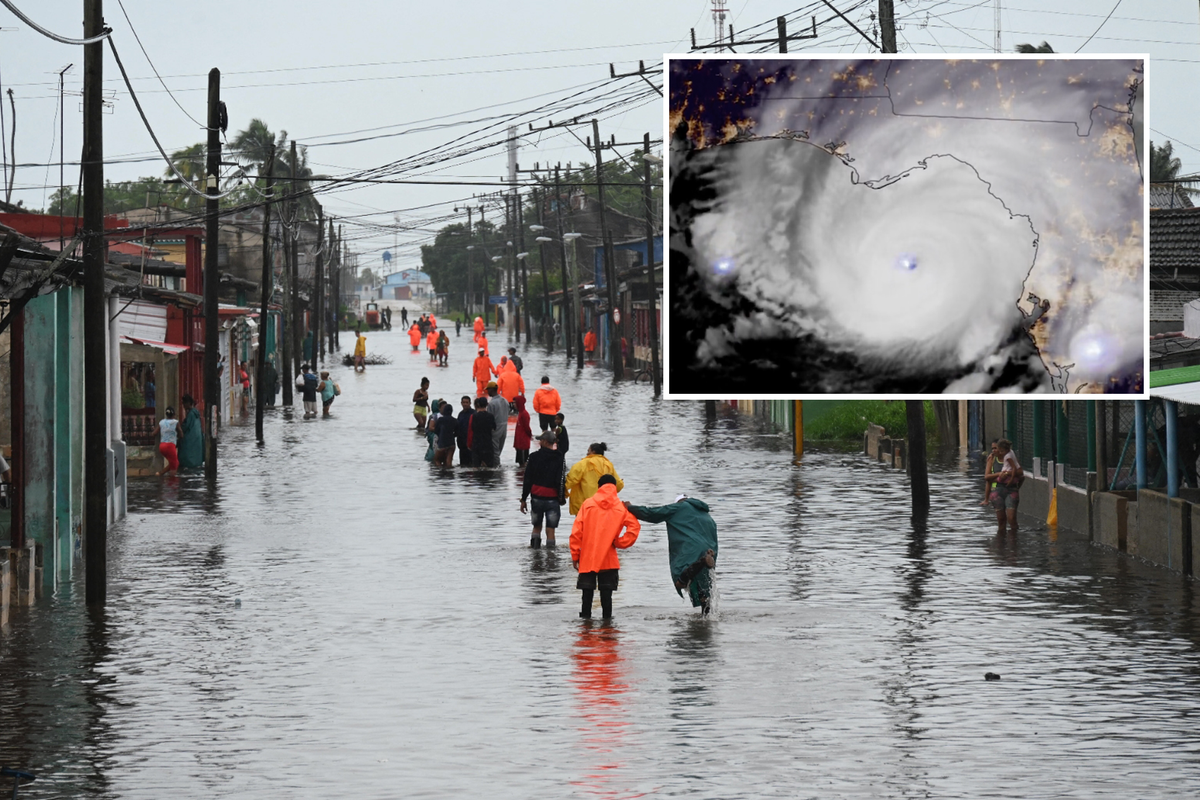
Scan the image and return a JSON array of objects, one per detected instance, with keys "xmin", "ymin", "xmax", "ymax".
[{"xmin": 0, "ymin": 0, "xmax": 1192, "ymax": 272}]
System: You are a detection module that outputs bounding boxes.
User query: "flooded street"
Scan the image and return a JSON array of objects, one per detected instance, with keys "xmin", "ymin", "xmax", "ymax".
[{"xmin": 3, "ymin": 328, "xmax": 1200, "ymax": 798}]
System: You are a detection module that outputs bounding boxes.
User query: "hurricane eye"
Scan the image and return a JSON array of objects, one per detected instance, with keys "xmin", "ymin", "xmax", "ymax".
[{"xmin": 895, "ymin": 253, "xmax": 918, "ymax": 272}]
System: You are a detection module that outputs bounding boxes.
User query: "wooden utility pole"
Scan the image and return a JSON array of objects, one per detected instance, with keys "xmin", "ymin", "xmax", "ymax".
[
  {"xmin": 289, "ymin": 141, "xmax": 302, "ymax": 375},
  {"xmin": 906, "ymin": 400, "xmax": 929, "ymax": 515},
  {"xmin": 461, "ymin": 205, "xmax": 474, "ymax": 316},
  {"xmin": 255, "ymin": 146, "xmax": 275, "ymax": 443},
  {"xmin": 642, "ymin": 132, "xmax": 661, "ymax": 397},
  {"xmin": 337, "ymin": 225, "xmax": 344, "ymax": 349},
  {"xmin": 83, "ymin": 0, "xmax": 107, "ymax": 604},
  {"xmin": 315, "ymin": 204, "xmax": 324, "ymax": 366},
  {"xmin": 553, "ymin": 166, "xmax": 580, "ymax": 367},
  {"xmin": 879, "ymin": 0, "xmax": 897, "ymax": 53},
  {"xmin": 505, "ymin": 195, "xmax": 515, "ymax": 333},
  {"xmin": 591, "ymin": 119, "xmax": 623, "ymax": 379},
  {"xmin": 203, "ymin": 68, "xmax": 220, "ymax": 483},
  {"xmin": 280, "ymin": 221, "xmax": 294, "ymax": 406},
  {"xmin": 327, "ymin": 218, "xmax": 336, "ymax": 356},
  {"xmin": 518, "ymin": 193, "xmax": 530, "ymax": 344},
  {"xmin": 479, "ymin": 205, "xmax": 490, "ymax": 328},
  {"xmin": 534, "ymin": 189, "xmax": 552, "ymax": 346}
]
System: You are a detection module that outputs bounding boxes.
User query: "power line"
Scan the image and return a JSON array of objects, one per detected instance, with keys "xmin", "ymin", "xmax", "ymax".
[
  {"xmin": 113, "ymin": 0, "xmax": 209, "ymax": 130},
  {"xmin": 0, "ymin": 0, "xmax": 111, "ymax": 45}
]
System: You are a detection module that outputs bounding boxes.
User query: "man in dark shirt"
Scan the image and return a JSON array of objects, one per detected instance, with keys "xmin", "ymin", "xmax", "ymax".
[
  {"xmin": 507, "ymin": 347, "xmax": 523, "ymax": 374},
  {"xmin": 520, "ymin": 431, "xmax": 564, "ymax": 548},
  {"xmin": 553, "ymin": 413, "xmax": 569, "ymax": 460},
  {"xmin": 456, "ymin": 395, "xmax": 474, "ymax": 467},
  {"xmin": 470, "ymin": 396, "xmax": 496, "ymax": 468},
  {"xmin": 432, "ymin": 402, "xmax": 457, "ymax": 466}
]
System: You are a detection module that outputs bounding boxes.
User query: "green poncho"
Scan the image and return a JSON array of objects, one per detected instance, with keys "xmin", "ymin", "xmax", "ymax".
[
  {"xmin": 178, "ymin": 407, "xmax": 204, "ymax": 469},
  {"xmin": 627, "ymin": 498, "xmax": 718, "ymax": 608}
]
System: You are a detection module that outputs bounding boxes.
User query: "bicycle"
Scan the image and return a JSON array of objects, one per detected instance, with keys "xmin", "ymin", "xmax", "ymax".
[
  {"xmin": 631, "ymin": 365, "xmax": 656, "ymax": 385},
  {"xmin": 1, "ymin": 767, "xmax": 35, "ymax": 799}
]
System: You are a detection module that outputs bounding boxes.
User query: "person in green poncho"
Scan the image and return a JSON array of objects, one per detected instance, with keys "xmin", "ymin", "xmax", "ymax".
[
  {"xmin": 625, "ymin": 494, "xmax": 718, "ymax": 615},
  {"xmin": 177, "ymin": 394, "xmax": 205, "ymax": 469}
]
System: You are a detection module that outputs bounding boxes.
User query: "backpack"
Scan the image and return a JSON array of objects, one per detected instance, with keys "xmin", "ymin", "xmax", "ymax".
[{"xmin": 333, "ymin": 383, "xmax": 341, "ymax": 396}]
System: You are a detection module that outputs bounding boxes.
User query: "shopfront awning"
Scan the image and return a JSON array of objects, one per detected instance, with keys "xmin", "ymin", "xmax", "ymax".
[{"xmin": 120, "ymin": 336, "xmax": 190, "ymax": 356}]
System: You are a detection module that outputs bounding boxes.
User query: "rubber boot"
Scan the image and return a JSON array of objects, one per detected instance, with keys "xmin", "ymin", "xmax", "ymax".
[
  {"xmin": 530, "ymin": 535, "xmax": 541, "ymax": 549},
  {"xmin": 600, "ymin": 589, "xmax": 613, "ymax": 619},
  {"xmin": 580, "ymin": 589, "xmax": 594, "ymax": 619}
]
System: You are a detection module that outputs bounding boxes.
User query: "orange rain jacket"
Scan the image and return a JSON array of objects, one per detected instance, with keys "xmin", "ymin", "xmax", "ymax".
[
  {"xmin": 408, "ymin": 325, "xmax": 421, "ymax": 347},
  {"xmin": 426, "ymin": 330, "xmax": 438, "ymax": 350},
  {"xmin": 565, "ymin": 454, "xmax": 624, "ymax": 516},
  {"xmin": 429, "ymin": 314, "xmax": 437, "ymax": 330},
  {"xmin": 584, "ymin": 331, "xmax": 597, "ymax": 352},
  {"xmin": 474, "ymin": 316, "xmax": 485, "ymax": 335},
  {"xmin": 497, "ymin": 368, "xmax": 525, "ymax": 402},
  {"xmin": 570, "ymin": 483, "xmax": 639, "ymax": 573},
  {"xmin": 476, "ymin": 335, "xmax": 490, "ymax": 356},
  {"xmin": 472, "ymin": 354, "xmax": 496, "ymax": 384},
  {"xmin": 532, "ymin": 384, "xmax": 561, "ymax": 417}
]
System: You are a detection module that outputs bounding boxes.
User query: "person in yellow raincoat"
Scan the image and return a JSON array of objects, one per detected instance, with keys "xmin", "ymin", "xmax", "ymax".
[{"xmin": 565, "ymin": 442, "xmax": 624, "ymax": 516}]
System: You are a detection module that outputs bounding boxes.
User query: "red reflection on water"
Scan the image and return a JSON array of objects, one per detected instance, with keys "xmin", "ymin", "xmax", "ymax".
[{"xmin": 570, "ymin": 623, "xmax": 650, "ymax": 799}]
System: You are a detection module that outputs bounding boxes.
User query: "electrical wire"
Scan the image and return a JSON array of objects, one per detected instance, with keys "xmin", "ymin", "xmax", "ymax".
[
  {"xmin": 113, "ymin": 0, "xmax": 209, "ymax": 130},
  {"xmin": 106, "ymin": 36, "xmax": 240, "ymax": 200},
  {"xmin": 1076, "ymin": 0, "xmax": 1125, "ymax": 52},
  {"xmin": 0, "ymin": 0, "xmax": 112, "ymax": 45}
]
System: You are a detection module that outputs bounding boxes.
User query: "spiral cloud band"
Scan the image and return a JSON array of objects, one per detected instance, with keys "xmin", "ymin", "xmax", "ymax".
[{"xmin": 669, "ymin": 58, "xmax": 1144, "ymax": 395}]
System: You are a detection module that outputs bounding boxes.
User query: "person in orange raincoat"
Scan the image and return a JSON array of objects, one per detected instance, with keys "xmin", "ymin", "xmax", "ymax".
[
  {"xmin": 583, "ymin": 329, "xmax": 597, "ymax": 359},
  {"xmin": 570, "ymin": 474, "xmax": 639, "ymax": 619},
  {"xmin": 429, "ymin": 314, "xmax": 437, "ymax": 330},
  {"xmin": 476, "ymin": 332, "xmax": 490, "ymax": 357},
  {"xmin": 426, "ymin": 329, "xmax": 438, "ymax": 362},
  {"xmin": 408, "ymin": 324, "xmax": 421, "ymax": 352},
  {"xmin": 472, "ymin": 348, "xmax": 496, "ymax": 397},
  {"xmin": 531, "ymin": 375, "xmax": 561, "ymax": 431},
  {"xmin": 497, "ymin": 363, "xmax": 525, "ymax": 406},
  {"xmin": 473, "ymin": 315, "xmax": 485, "ymax": 338}
]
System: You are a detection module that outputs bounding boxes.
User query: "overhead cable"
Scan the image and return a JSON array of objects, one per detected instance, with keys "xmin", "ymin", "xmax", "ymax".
[
  {"xmin": 107, "ymin": 36, "xmax": 240, "ymax": 199},
  {"xmin": 0, "ymin": 0, "xmax": 112, "ymax": 45}
]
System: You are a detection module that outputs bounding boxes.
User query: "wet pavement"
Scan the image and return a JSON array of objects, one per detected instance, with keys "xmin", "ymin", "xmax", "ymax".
[{"xmin": 3, "ymin": 328, "xmax": 1200, "ymax": 798}]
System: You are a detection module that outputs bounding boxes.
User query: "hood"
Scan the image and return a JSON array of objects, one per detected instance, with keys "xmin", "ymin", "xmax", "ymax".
[
  {"xmin": 538, "ymin": 383, "xmax": 555, "ymax": 392},
  {"xmin": 684, "ymin": 498, "xmax": 710, "ymax": 513},
  {"xmin": 514, "ymin": 395, "xmax": 527, "ymax": 411},
  {"xmin": 591, "ymin": 483, "xmax": 622, "ymax": 509}
]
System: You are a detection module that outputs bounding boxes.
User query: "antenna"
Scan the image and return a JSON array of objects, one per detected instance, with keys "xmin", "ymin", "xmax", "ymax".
[{"xmin": 713, "ymin": 0, "xmax": 728, "ymax": 50}]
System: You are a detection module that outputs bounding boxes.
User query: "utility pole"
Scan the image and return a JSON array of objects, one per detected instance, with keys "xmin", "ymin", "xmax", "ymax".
[
  {"xmin": 328, "ymin": 218, "xmax": 336, "ymax": 356},
  {"xmin": 203, "ymin": 68, "xmax": 221, "ymax": 483},
  {"xmin": 506, "ymin": 125, "xmax": 519, "ymax": 335},
  {"xmin": 879, "ymin": 0, "xmax": 897, "ymax": 53},
  {"xmin": 505, "ymin": 194, "xmax": 515, "ymax": 334},
  {"xmin": 289, "ymin": 141, "xmax": 302, "ymax": 377},
  {"xmin": 459, "ymin": 205, "xmax": 474, "ymax": 317},
  {"xmin": 83, "ymin": 0, "xmax": 106, "ymax": 605},
  {"xmin": 255, "ymin": 145, "xmax": 275, "ymax": 443},
  {"xmin": 642, "ymin": 132, "xmax": 661, "ymax": 397},
  {"xmin": 554, "ymin": 166, "xmax": 582, "ymax": 368},
  {"xmin": 315, "ymin": 204, "xmax": 324, "ymax": 367},
  {"xmin": 518, "ymin": 193, "xmax": 530, "ymax": 344},
  {"xmin": 591, "ymin": 119, "xmax": 623, "ymax": 379},
  {"xmin": 280, "ymin": 223, "xmax": 293, "ymax": 406},
  {"xmin": 533, "ymin": 188, "xmax": 552, "ymax": 347},
  {"xmin": 479, "ymin": 205, "xmax": 490, "ymax": 328},
  {"xmin": 906, "ymin": 400, "xmax": 929, "ymax": 516}
]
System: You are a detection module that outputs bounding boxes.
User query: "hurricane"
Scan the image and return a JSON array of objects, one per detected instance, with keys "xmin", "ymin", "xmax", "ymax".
[{"xmin": 668, "ymin": 57, "xmax": 1144, "ymax": 395}]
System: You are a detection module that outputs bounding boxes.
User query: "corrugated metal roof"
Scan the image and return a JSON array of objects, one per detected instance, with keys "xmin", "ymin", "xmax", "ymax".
[{"xmin": 1150, "ymin": 380, "xmax": 1200, "ymax": 404}]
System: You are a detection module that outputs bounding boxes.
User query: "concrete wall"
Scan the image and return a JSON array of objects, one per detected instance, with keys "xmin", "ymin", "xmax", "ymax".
[
  {"xmin": 1093, "ymin": 491, "xmax": 1134, "ymax": 551},
  {"xmin": 1057, "ymin": 481, "xmax": 1092, "ymax": 536},
  {"xmin": 1131, "ymin": 490, "xmax": 1191, "ymax": 571},
  {"xmin": 24, "ymin": 293, "xmax": 57, "ymax": 586}
]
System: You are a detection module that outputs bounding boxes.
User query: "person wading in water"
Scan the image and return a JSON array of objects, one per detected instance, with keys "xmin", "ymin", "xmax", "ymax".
[{"xmin": 571, "ymin": 474, "xmax": 639, "ymax": 620}]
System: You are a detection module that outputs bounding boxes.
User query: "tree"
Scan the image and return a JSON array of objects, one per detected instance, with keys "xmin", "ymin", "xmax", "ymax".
[
  {"xmin": 1152, "ymin": 140, "xmax": 1183, "ymax": 182},
  {"xmin": 1015, "ymin": 41, "xmax": 1055, "ymax": 53},
  {"xmin": 420, "ymin": 220, "xmax": 501, "ymax": 309}
]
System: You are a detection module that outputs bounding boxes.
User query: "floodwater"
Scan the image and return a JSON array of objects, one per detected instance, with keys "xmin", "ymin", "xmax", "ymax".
[{"xmin": 3, "ymin": 329, "xmax": 1200, "ymax": 798}]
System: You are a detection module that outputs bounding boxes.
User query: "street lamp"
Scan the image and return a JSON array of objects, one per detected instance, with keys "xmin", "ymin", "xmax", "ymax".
[{"xmin": 563, "ymin": 232, "xmax": 585, "ymax": 369}]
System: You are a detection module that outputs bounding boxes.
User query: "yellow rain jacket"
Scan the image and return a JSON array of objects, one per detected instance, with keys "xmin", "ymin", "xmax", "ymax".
[{"xmin": 565, "ymin": 453, "xmax": 624, "ymax": 516}]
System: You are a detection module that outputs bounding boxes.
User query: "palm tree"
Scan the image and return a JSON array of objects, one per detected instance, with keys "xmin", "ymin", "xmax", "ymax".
[
  {"xmin": 1015, "ymin": 42, "xmax": 1055, "ymax": 53},
  {"xmin": 228, "ymin": 118, "xmax": 290, "ymax": 181},
  {"xmin": 1151, "ymin": 140, "xmax": 1183, "ymax": 183}
]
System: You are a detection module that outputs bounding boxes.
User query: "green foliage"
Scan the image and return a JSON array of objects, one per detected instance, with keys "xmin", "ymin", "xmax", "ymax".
[
  {"xmin": 1152, "ymin": 140, "xmax": 1183, "ymax": 183},
  {"xmin": 555, "ymin": 150, "xmax": 662, "ymax": 225},
  {"xmin": 420, "ymin": 220, "xmax": 503, "ymax": 309},
  {"xmin": 803, "ymin": 400, "xmax": 937, "ymax": 442}
]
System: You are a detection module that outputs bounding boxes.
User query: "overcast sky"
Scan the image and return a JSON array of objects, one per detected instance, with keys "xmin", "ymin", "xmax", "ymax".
[{"xmin": 0, "ymin": 1, "xmax": 1191, "ymax": 273}]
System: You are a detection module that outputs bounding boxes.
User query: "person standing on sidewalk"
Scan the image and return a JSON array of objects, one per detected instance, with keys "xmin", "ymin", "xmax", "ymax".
[
  {"xmin": 625, "ymin": 494, "xmax": 719, "ymax": 615},
  {"xmin": 521, "ymin": 431, "xmax": 564, "ymax": 548},
  {"xmin": 532, "ymin": 376, "xmax": 561, "ymax": 432},
  {"xmin": 570, "ymin": 474, "xmax": 640, "ymax": 620}
]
